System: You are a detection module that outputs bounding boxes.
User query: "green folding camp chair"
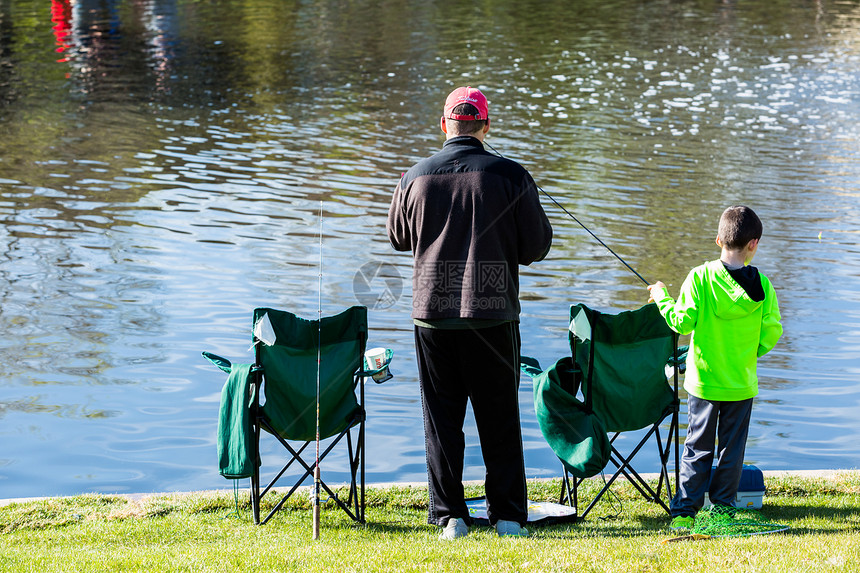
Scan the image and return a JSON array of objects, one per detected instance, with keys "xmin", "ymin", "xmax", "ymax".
[
  {"xmin": 206, "ymin": 305, "xmax": 392, "ymax": 526},
  {"xmin": 251, "ymin": 305, "xmax": 394, "ymax": 525},
  {"xmin": 525, "ymin": 303, "xmax": 684, "ymax": 520}
]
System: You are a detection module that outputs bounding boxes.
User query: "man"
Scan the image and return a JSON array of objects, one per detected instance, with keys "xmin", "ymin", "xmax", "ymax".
[{"xmin": 387, "ymin": 86, "xmax": 552, "ymax": 539}]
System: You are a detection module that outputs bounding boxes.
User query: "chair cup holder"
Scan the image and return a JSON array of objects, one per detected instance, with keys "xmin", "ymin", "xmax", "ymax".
[{"xmin": 362, "ymin": 348, "xmax": 394, "ymax": 383}]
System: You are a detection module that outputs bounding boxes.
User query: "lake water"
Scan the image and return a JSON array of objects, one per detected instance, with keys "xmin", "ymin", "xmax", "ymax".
[{"xmin": 1, "ymin": 0, "xmax": 859, "ymax": 499}]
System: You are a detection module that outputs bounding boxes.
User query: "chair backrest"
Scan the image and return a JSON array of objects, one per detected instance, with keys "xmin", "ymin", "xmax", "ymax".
[
  {"xmin": 569, "ymin": 303, "xmax": 675, "ymax": 433},
  {"xmin": 254, "ymin": 306, "xmax": 367, "ymax": 441}
]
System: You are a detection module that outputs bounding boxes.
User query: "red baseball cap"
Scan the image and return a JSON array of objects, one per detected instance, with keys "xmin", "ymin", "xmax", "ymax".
[{"xmin": 443, "ymin": 86, "xmax": 489, "ymax": 121}]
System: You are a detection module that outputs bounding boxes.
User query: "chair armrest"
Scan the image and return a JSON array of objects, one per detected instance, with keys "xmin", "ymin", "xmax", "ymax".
[{"xmin": 202, "ymin": 351, "xmax": 233, "ymax": 373}]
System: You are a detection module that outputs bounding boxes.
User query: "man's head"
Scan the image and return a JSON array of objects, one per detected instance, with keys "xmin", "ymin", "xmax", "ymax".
[
  {"xmin": 441, "ymin": 86, "xmax": 489, "ymax": 138},
  {"xmin": 717, "ymin": 205, "xmax": 763, "ymax": 250}
]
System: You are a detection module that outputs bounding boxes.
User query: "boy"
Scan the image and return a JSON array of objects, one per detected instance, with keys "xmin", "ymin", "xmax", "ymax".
[{"xmin": 647, "ymin": 205, "xmax": 782, "ymax": 529}]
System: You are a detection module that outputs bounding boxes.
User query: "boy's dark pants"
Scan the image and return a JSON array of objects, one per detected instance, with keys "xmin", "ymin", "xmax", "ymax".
[
  {"xmin": 671, "ymin": 395, "xmax": 754, "ymax": 517},
  {"xmin": 414, "ymin": 322, "xmax": 528, "ymax": 527}
]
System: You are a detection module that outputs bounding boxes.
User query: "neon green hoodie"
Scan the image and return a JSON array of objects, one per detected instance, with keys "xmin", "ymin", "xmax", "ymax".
[{"xmin": 651, "ymin": 259, "xmax": 782, "ymax": 401}]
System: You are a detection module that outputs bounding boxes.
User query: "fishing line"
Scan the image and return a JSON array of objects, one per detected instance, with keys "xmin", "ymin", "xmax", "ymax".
[
  {"xmin": 313, "ymin": 200, "xmax": 323, "ymax": 540},
  {"xmin": 484, "ymin": 141, "xmax": 649, "ymax": 286}
]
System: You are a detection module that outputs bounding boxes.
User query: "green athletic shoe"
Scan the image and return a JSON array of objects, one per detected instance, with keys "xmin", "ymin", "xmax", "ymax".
[{"xmin": 669, "ymin": 515, "xmax": 695, "ymax": 531}]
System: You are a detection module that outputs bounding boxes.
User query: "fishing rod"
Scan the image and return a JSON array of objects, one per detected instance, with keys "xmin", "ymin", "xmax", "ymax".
[
  {"xmin": 484, "ymin": 141, "xmax": 650, "ymax": 286},
  {"xmin": 313, "ymin": 200, "xmax": 323, "ymax": 540}
]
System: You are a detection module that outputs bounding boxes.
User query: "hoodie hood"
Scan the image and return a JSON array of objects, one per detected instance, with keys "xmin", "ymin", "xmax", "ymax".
[{"xmin": 705, "ymin": 260, "xmax": 764, "ymax": 320}]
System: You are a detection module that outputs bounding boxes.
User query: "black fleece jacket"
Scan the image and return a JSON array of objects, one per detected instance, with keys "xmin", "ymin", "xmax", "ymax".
[{"xmin": 387, "ymin": 136, "xmax": 553, "ymax": 321}]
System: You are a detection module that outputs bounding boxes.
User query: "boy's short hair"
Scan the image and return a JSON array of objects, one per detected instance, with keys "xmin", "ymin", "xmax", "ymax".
[
  {"xmin": 445, "ymin": 103, "xmax": 487, "ymax": 135},
  {"xmin": 718, "ymin": 205, "xmax": 763, "ymax": 250}
]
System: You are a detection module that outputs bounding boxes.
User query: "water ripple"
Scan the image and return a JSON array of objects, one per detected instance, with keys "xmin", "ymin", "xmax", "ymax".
[{"xmin": 2, "ymin": 0, "xmax": 860, "ymax": 497}]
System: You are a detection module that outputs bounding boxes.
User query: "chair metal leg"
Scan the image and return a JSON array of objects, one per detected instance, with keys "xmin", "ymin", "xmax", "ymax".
[
  {"xmin": 562, "ymin": 411, "xmax": 678, "ymax": 520},
  {"xmin": 251, "ymin": 412, "xmax": 260, "ymax": 524},
  {"xmin": 346, "ymin": 425, "xmax": 361, "ymax": 520},
  {"xmin": 251, "ymin": 366, "xmax": 263, "ymax": 525},
  {"xmin": 256, "ymin": 416, "xmax": 366, "ymax": 525},
  {"xmin": 557, "ymin": 468, "xmax": 582, "ymax": 520},
  {"xmin": 251, "ymin": 467, "xmax": 260, "ymax": 525},
  {"xmin": 359, "ymin": 371, "xmax": 366, "ymax": 524}
]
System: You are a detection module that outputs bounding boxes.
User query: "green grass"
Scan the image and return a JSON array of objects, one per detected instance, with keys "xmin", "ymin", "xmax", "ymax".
[{"xmin": 1, "ymin": 474, "xmax": 858, "ymax": 572}]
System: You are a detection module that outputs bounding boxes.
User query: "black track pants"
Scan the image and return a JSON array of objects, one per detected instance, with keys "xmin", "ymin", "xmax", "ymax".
[
  {"xmin": 671, "ymin": 395, "xmax": 754, "ymax": 517},
  {"xmin": 414, "ymin": 322, "xmax": 528, "ymax": 527}
]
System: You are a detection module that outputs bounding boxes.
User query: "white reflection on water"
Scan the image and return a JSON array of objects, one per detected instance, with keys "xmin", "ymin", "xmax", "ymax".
[{"xmin": 1, "ymin": 0, "xmax": 860, "ymax": 498}]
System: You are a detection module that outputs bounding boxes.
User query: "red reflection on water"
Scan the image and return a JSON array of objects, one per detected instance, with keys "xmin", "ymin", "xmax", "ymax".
[{"xmin": 51, "ymin": 0, "xmax": 73, "ymax": 64}]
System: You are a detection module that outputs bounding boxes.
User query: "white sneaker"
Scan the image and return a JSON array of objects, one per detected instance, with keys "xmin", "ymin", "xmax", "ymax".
[
  {"xmin": 440, "ymin": 517, "xmax": 469, "ymax": 540},
  {"xmin": 495, "ymin": 519, "xmax": 529, "ymax": 537}
]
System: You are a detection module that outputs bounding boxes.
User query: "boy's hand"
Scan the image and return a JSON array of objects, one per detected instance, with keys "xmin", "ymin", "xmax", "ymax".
[{"xmin": 647, "ymin": 281, "xmax": 666, "ymax": 303}]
